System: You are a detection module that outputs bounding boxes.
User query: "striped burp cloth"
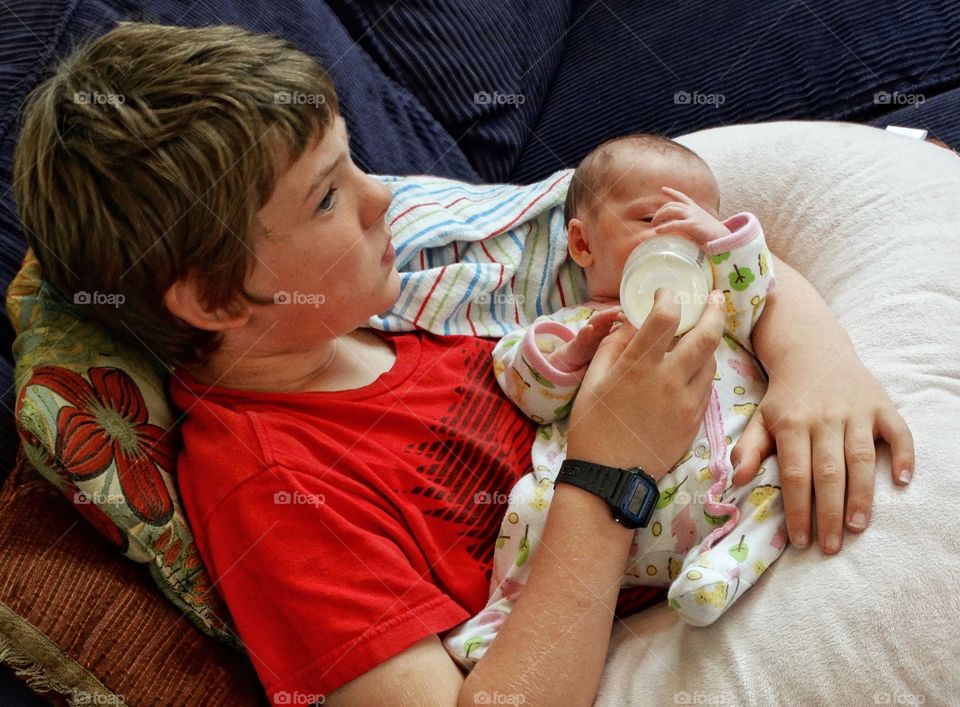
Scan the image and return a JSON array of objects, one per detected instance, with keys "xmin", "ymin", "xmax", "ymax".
[{"xmin": 368, "ymin": 169, "xmax": 588, "ymax": 338}]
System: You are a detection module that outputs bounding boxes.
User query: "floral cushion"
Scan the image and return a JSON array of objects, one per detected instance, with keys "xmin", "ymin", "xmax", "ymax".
[{"xmin": 6, "ymin": 249, "xmax": 240, "ymax": 650}]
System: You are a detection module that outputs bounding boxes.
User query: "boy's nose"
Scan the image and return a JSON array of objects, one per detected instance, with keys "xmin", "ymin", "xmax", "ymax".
[{"xmin": 363, "ymin": 175, "xmax": 392, "ymax": 229}]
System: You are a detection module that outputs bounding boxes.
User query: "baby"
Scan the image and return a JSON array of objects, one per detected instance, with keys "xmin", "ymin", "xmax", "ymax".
[{"xmin": 443, "ymin": 134, "xmax": 787, "ymax": 669}]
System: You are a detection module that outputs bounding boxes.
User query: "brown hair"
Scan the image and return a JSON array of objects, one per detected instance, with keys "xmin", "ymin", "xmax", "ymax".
[
  {"xmin": 13, "ymin": 22, "xmax": 339, "ymax": 369},
  {"xmin": 564, "ymin": 133, "xmax": 709, "ymax": 228}
]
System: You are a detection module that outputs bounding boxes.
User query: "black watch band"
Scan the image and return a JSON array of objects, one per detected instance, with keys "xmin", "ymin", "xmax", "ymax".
[{"xmin": 555, "ymin": 459, "xmax": 660, "ymax": 529}]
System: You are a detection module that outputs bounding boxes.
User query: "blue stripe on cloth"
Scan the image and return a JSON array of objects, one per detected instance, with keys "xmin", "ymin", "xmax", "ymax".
[
  {"xmin": 367, "ymin": 170, "xmax": 587, "ymax": 337},
  {"xmin": 393, "ymin": 186, "xmax": 541, "ymax": 252}
]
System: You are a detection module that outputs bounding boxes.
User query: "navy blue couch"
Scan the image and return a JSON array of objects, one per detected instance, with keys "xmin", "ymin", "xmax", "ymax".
[
  {"xmin": 0, "ymin": 1, "xmax": 958, "ymax": 702},
  {"xmin": 1, "ymin": 1, "xmax": 959, "ymax": 482}
]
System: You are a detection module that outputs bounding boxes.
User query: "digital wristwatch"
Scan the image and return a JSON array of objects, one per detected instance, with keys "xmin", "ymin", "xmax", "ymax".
[{"xmin": 555, "ymin": 459, "xmax": 660, "ymax": 529}]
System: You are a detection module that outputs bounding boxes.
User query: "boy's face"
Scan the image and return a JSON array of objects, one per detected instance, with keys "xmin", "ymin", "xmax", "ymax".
[
  {"xmin": 243, "ymin": 115, "xmax": 400, "ymax": 343},
  {"xmin": 569, "ymin": 148, "xmax": 721, "ymax": 300}
]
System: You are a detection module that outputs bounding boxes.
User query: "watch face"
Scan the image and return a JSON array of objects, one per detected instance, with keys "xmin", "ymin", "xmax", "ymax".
[
  {"xmin": 627, "ymin": 485, "xmax": 649, "ymax": 516},
  {"xmin": 617, "ymin": 472, "xmax": 658, "ymax": 528}
]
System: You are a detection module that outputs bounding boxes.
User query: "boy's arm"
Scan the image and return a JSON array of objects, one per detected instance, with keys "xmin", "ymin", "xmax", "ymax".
[
  {"xmin": 731, "ymin": 254, "xmax": 915, "ymax": 555},
  {"xmin": 492, "ymin": 306, "xmax": 596, "ymax": 424},
  {"xmin": 703, "ymin": 212, "xmax": 775, "ymax": 353}
]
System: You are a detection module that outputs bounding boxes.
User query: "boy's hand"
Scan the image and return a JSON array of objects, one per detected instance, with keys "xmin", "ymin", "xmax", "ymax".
[
  {"xmin": 568, "ymin": 289, "xmax": 725, "ymax": 476},
  {"xmin": 731, "ymin": 259, "xmax": 916, "ymax": 554},
  {"xmin": 650, "ymin": 186, "xmax": 730, "ymax": 245},
  {"xmin": 547, "ymin": 307, "xmax": 624, "ymax": 372}
]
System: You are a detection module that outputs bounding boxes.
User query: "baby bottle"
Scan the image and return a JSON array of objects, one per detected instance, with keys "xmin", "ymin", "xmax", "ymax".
[{"xmin": 619, "ymin": 235, "xmax": 714, "ymax": 336}]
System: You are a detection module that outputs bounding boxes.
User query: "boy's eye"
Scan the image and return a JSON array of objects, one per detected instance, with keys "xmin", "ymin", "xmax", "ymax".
[
  {"xmin": 638, "ymin": 216, "xmax": 653, "ymax": 223},
  {"xmin": 315, "ymin": 187, "xmax": 337, "ymax": 214}
]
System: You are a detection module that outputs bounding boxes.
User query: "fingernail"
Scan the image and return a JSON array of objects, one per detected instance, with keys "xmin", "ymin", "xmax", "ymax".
[
  {"xmin": 825, "ymin": 533, "xmax": 840, "ymax": 553},
  {"xmin": 792, "ymin": 531, "xmax": 808, "ymax": 548},
  {"xmin": 898, "ymin": 467, "xmax": 913, "ymax": 484},
  {"xmin": 848, "ymin": 511, "xmax": 867, "ymax": 531}
]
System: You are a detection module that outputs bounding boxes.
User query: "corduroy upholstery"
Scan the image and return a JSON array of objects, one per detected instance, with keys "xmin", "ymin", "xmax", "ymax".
[{"xmin": 0, "ymin": 1, "xmax": 958, "ymax": 703}]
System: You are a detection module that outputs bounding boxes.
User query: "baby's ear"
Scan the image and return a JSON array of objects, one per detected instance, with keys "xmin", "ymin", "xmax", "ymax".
[{"xmin": 567, "ymin": 218, "xmax": 594, "ymax": 268}]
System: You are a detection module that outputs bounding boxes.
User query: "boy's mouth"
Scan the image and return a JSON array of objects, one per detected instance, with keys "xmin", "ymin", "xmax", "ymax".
[{"xmin": 382, "ymin": 240, "xmax": 396, "ymax": 265}]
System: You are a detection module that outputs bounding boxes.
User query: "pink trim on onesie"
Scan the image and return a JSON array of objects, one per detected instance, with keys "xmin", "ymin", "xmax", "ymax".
[
  {"xmin": 699, "ymin": 385, "xmax": 740, "ymax": 551},
  {"xmin": 520, "ymin": 320, "xmax": 589, "ymax": 385},
  {"xmin": 702, "ymin": 212, "xmax": 761, "ymax": 256}
]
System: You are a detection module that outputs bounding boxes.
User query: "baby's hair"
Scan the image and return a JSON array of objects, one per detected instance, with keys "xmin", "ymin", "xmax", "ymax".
[{"xmin": 563, "ymin": 133, "xmax": 711, "ymax": 227}]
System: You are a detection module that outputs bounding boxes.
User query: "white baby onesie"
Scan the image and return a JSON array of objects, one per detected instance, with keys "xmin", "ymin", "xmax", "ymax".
[{"xmin": 442, "ymin": 212, "xmax": 786, "ymax": 671}]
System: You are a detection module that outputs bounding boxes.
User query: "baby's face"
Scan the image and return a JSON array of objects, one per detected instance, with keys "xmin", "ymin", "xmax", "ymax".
[{"xmin": 570, "ymin": 148, "xmax": 720, "ymax": 300}]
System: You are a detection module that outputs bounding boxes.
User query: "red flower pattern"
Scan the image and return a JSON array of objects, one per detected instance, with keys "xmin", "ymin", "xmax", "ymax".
[{"xmin": 27, "ymin": 366, "xmax": 176, "ymax": 525}]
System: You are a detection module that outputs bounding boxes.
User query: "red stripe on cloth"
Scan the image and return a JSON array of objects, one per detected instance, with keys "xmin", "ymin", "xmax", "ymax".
[
  {"xmin": 489, "ymin": 172, "xmax": 569, "ymax": 238},
  {"xmin": 556, "ymin": 273, "xmax": 567, "ymax": 308},
  {"xmin": 465, "ymin": 302, "xmax": 477, "ymax": 337},
  {"xmin": 389, "ymin": 201, "xmax": 441, "ymax": 227},
  {"xmin": 479, "ymin": 242, "xmax": 496, "ymax": 266},
  {"xmin": 413, "ymin": 266, "xmax": 447, "ymax": 327}
]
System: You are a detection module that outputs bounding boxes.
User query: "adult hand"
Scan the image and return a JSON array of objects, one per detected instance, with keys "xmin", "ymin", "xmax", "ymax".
[{"xmin": 567, "ymin": 288, "xmax": 725, "ymax": 478}]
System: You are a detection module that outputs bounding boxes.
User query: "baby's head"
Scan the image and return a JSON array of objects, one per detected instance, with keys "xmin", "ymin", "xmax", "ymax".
[{"xmin": 564, "ymin": 134, "xmax": 720, "ymax": 300}]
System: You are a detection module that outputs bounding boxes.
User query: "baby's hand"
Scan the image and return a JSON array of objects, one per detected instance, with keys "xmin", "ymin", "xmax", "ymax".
[
  {"xmin": 650, "ymin": 186, "xmax": 730, "ymax": 245},
  {"xmin": 548, "ymin": 307, "xmax": 624, "ymax": 372}
]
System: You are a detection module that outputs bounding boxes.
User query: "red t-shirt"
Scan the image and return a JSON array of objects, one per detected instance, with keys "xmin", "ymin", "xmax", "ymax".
[{"xmin": 169, "ymin": 329, "xmax": 662, "ymax": 703}]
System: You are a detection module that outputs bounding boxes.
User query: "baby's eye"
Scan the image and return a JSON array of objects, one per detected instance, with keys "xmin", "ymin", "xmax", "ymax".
[
  {"xmin": 315, "ymin": 186, "xmax": 338, "ymax": 214},
  {"xmin": 638, "ymin": 215, "xmax": 653, "ymax": 223}
]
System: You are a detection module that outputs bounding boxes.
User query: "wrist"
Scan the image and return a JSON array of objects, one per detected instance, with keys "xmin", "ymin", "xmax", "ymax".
[
  {"xmin": 756, "ymin": 319, "xmax": 853, "ymax": 375},
  {"xmin": 557, "ymin": 459, "xmax": 660, "ymax": 530}
]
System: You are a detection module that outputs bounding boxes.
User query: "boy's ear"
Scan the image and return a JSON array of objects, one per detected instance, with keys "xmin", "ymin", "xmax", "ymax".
[
  {"xmin": 163, "ymin": 271, "xmax": 252, "ymax": 332},
  {"xmin": 567, "ymin": 218, "xmax": 594, "ymax": 268}
]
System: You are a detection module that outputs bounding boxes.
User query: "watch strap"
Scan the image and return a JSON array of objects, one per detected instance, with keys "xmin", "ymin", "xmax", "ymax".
[{"xmin": 556, "ymin": 459, "xmax": 631, "ymax": 505}]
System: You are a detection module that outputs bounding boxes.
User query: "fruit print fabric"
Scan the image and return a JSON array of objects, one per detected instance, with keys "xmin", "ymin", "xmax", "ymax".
[{"xmin": 443, "ymin": 212, "xmax": 786, "ymax": 669}]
